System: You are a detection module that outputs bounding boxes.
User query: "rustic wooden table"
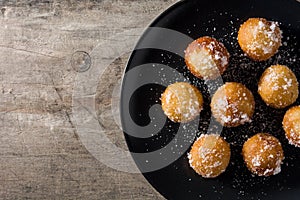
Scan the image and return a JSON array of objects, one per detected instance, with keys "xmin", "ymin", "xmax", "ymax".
[{"xmin": 0, "ymin": 0, "xmax": 178, "ymax": 199}]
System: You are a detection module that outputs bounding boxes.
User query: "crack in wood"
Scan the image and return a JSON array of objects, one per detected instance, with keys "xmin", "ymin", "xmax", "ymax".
[{"xmin": 0, "ymin": 44, "xmax": 63, "ymax": 59}]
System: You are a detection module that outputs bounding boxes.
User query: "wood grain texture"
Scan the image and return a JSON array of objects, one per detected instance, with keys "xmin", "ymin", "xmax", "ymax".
[{"xmin": 0, "ymin": 0, "xmax": 178, "ymax": 199}]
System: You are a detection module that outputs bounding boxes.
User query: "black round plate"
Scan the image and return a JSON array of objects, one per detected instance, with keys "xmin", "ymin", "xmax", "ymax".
[{"xmin": 121, "ymin": 0, "xmax": 300, "ymax": 199}]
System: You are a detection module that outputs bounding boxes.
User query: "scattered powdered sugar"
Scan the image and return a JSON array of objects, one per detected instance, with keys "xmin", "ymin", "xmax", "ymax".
[
  {"xmin": 272, "ymin": 159, "xmax": 282, "ymax": 176},
  {"xmin": 211, "ymin": 83, "xmax": 254, "ymax": 126},
  {"xmin": 188, "ymin": 48, "xmax": 219, "ymax": 79},
  {"xmin": 186, "ymin": 37, "xmax": 229, "ymax": 80},
  {"xmin": 164, "ymin": 91, "xmax": 172, "ymax": 104},
  {"xmin": 282, "ymin": 77, "xmax": 293, "ymax": 90},
  {"xmin": 162, "ymin": 82, "xmax": 203, "ymax": 122},
  {"xmin": 245, "ymin": 134, "xmax": 284, "ymax": 177},
  {"xmin": 187, "ymin": 134, "xmax": 230, "ymax": 178},
  {"xmin": 246, "ymin": 19, "xmax": 282, "ymax": 56},
  {"xmin": 283, "ymin": 107, "xmax": 300, "ymax": 147},
  {"xmin": 153, "ymin": 9, "xmax": 299, "ymax": 198},
  {"xmin": 206, "ymin": 40, "xmax": 229, "ymax": 68},
  {"xmin": 258, "ymin": 65, "xmax": 298, "ymax": 108},
  {"xmin": 251, "ymin": 156, "xmax": 261, "ymax": 167}
]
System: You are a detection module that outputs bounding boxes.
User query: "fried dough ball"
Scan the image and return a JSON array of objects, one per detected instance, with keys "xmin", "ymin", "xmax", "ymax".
[
  {"xmin": 258, "ymin": 65, "xmax": 299, "ymax": 109},
  {"xmin": 242, "ymin": 133, "xmax": 284, "ymax": 176},
  {"xmin": 238, "ymin": 18, "xmax": 282, "ymax": 61},
  {"xmin": 185, "ymin": 36, "xmax": 230, "ymax": 80},
  {"xmin": 211, "ymin": 82, "xmax": 255, "ymax": 127},
  {"xmin": 161, "ymin": 82, "xmax": 203, "ymax": 123},
  {"xmin": 188, "ymin": 134, "xmax": 231, "ymax": 178},
  {"xmin": 283, "ymin": 106, "xmax": 300, "ymax": 147}
]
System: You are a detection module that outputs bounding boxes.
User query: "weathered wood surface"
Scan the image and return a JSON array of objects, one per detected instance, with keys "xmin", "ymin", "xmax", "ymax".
[{"xmin": 0, "ymin": 1, "xmax": 178, "ymax": 199}]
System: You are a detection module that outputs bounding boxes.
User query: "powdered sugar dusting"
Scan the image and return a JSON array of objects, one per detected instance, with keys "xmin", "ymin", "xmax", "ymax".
[
  {"xmin": 188, "ymin": 134, "xmax": 230, "ymax": 178},
  {"xmin": 211, "ymin": 82, "xmax": 254, "ymax": 127},
  {"xmin": 258, "ymin": 65, "xmax": 299, "ymax": 108},
  {"xmin": 162, "ymin": 82, "xmax": 203, "ymax": 123},
  {"xmin": 247, "ymin": 19, "xmax": 282, "ymax": 55},
  {"xmin": 243, "ymin": 133, "xmax": 284, "ymax": 177},
  {"xmin": 185, "ymin": 37, "xmax": 230, "ymax": 80},
  {"xmin": 283, "ymin": 106, "xmax": 300, "ymax": 147},
  {"xmin": 150, "ymin": 8, "xmax": 300, "ymax": 199}
]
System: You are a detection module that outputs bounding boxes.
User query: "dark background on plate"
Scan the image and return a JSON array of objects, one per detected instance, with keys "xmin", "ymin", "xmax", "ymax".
[{"xmin": 122, "ymin": 0, "xmax": 300, "ymax": 199}]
